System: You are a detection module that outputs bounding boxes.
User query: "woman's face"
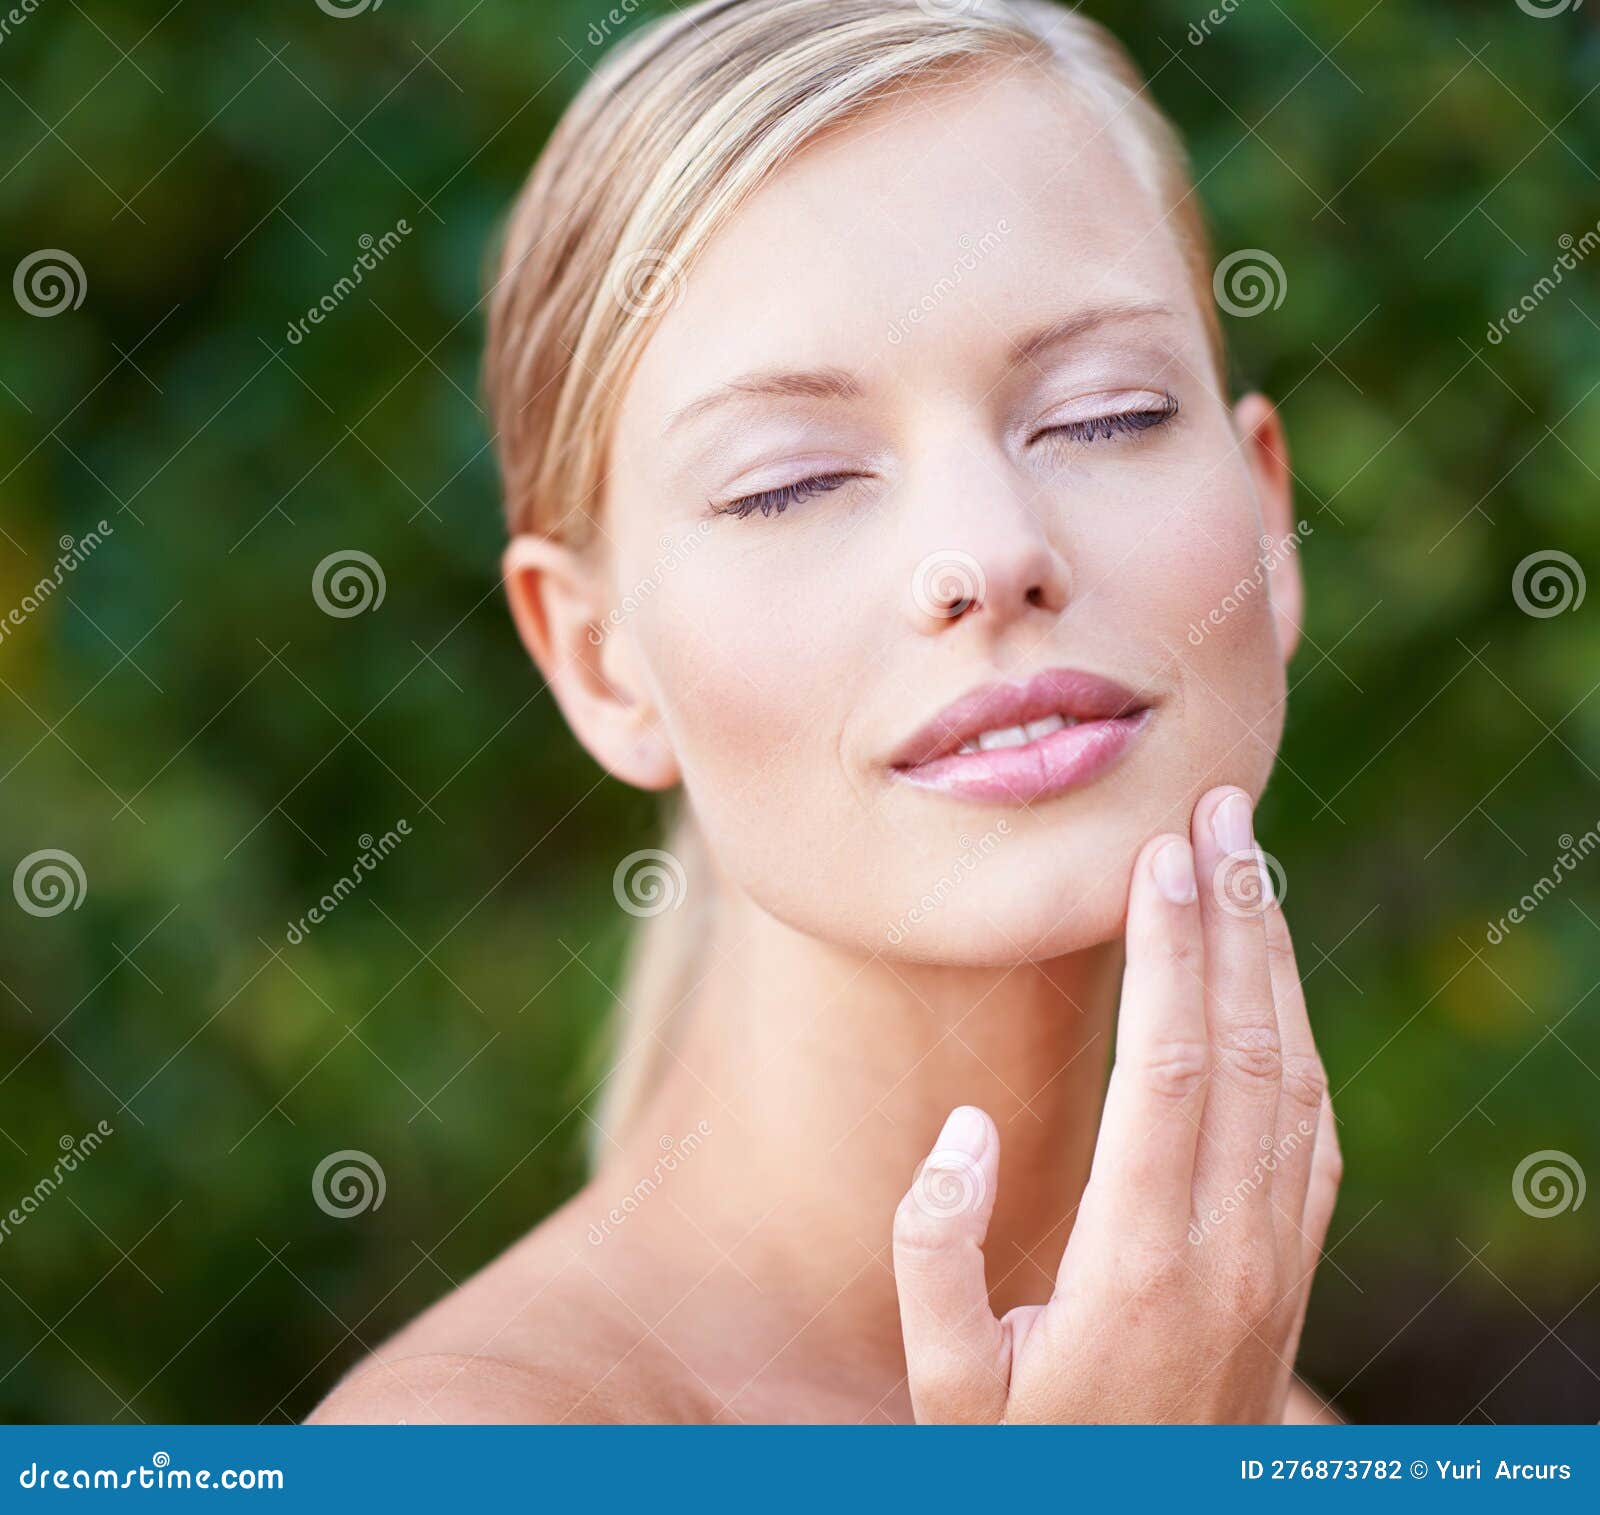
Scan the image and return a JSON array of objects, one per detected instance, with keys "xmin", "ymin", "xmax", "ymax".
[{"xmin": 596, "ymin": 63, "xmax": 1299, "ymax": 963}]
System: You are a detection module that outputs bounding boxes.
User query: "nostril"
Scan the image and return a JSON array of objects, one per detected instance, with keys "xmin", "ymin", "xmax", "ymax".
[{"xmin": 1025, "ymin": 584, "xmax": 1045, "ymax": 608}]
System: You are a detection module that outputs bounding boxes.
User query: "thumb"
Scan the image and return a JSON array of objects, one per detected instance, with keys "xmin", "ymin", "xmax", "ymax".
[{"xmin": 892, "ymin": 1106, "xmax": 1010, "ymax": 1423}]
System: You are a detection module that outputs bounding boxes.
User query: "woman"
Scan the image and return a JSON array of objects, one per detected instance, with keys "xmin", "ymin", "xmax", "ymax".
[{"xmin": 312, "ymin": 0, "xmax": 1340, "ymax": 1425}]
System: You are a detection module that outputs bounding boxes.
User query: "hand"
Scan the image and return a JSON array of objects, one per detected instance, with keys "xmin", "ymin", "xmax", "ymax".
[{"xmin": 892, "ymin": 786, "xmax": 1342, "ymax": 1424}]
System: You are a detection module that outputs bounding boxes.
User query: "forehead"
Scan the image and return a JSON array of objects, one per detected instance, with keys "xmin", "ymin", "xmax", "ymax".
[{"xmin": 620, "ymin": 64, "xmax": 1200, "ymax": 426}]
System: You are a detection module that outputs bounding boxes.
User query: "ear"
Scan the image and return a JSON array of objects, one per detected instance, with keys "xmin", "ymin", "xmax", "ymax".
[
  {"xmin": 502, "ymin": 534, "xmax": 680, "ymax": 792},
  {"xmin": 1232, "ymin": 392, "xmax": 1303, "ymax": 664}
]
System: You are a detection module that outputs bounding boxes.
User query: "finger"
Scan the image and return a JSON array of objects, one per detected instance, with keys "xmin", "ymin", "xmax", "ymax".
[
  {"xmin": 1261, "ymin": 900, "xmax": 1326, "ymax": 1269},
  {"xmin": 1284, "ymin": 1093, "xmax": 1343, "ymax": 1346},
  {"xmin": 893, "ymin": 1106, "xmax": 1009, "ymax": 1424},
  {"xmin": 1191, "ymin": 786, "xmax": 1281, "ymax": 1225},
  {"xmin": 1080, "ymin": 833, "xmax": 1208, "ymax": 1246},
  {"xmin": 1300, "ymin": 1090, "xmax": 1342, "ymax": 1277}
]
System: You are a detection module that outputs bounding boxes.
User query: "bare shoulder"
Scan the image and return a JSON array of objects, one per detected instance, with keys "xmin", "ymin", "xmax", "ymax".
[
  {"xmin": 307, "ymin": 1188, "xmax": 698, "ymax": 1424},
  {"xmin": 307, "ymin": 1352, "xmax": 589, "ymax": 1425}
]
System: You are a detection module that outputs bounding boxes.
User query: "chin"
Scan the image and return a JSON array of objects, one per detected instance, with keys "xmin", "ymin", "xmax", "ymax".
[{"xmin": 873, "ymin": 839, "xmax": 1135, "ymax": 966}]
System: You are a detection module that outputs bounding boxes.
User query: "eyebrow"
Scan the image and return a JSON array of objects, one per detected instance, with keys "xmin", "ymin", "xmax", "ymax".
[
  {"xmin": 1008, "ymin": 299, "xmax": 1179, "ymax": 368},
  {"xmin": 663, "ymin": 366, "xmax": 863, "ymax": 436},
  {"xmin": 661, "ymin": 300, "xmax": 1179, "ymax": 437}
]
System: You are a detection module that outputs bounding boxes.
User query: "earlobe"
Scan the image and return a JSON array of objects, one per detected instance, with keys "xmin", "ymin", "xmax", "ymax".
[
  {"xmin": 501, "ymin": 533, "xmax": 681, "ymax": 793},
  {"xmin": 1232, "ymin": 393, "xmax": 1304, "ymax": 665}
]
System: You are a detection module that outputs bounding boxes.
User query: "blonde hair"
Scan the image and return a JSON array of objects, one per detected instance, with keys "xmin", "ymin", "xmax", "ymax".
[{"xmin": 484, "ymin": 0, "xmax": 1222, "ymax": 1151}]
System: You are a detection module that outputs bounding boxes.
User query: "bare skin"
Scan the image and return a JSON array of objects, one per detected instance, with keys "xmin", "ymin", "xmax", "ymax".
[{"xmin": 311, "ymin": 65, "xmax": 1341, "ymax": 1425}]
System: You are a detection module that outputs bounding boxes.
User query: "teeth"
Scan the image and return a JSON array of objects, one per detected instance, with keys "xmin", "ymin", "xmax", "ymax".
[
  {"xmin": 953, "ymin": 713, "xmax": 1085, "ymax": 756},
  {"xmin": 977, "ymin": 724, "xmax": 1029, "ymax": 751}
]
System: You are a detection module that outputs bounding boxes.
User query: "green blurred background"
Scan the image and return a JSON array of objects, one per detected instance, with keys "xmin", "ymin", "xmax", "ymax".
[{"xmin": 1, "ymin": 0, "xmax": 1597, "ymax": 1424}]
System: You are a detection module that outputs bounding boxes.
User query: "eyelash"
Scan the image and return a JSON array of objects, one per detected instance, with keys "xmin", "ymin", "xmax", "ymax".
[
  {"xmin": 710, "ymin": 393, "xmax": 1180, "ymax": 520},
  {"xmin": 711, "ymin": 472, "xmax": 858, "ymax": 520}
]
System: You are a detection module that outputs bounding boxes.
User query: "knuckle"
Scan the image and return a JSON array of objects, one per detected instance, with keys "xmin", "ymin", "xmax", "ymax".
[
  {"xmin": 1278, "ymin": 1053, "xmax": 1327, "ymax": 1111},
  {"xmin": 1263, "ymin": 930, "xmax": 1298, "ymax": 971},
  {"xmin": 893, "ymin": 1196, "xmax": 955, "ymax": 1259},
  {"xmin": 1138, "ymin": 1037, "xmax": 1211, "ymax": 1101},
  {"xmin": 1213, "ymin": 1021, "xmax": 1282, "ymax": 1087}
]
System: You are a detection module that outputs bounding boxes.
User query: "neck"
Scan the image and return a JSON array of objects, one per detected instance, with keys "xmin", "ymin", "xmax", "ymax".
[{"xmin": 605, "ymin": 887, "xmax": 1121, "ymax": 1388}]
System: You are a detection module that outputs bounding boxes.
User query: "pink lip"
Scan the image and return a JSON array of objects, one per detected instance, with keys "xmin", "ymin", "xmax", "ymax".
[{"xmin": 888, "ymin": 668, "xmax": 1153, "ymax": 805}]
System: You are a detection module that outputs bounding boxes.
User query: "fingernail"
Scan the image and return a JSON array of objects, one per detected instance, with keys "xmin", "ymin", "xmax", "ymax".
[
  {"xmin": 1152, "ymin": 839, "xmax": 1196, "ymax": 904},
  {"xmin": 934, "ymin": 1105, "xmax": 987, "ymax": 1158},
  {"xmin": 1257, "ymin": 852, "xmax": 1277, "ymax": 907},
  {"xmin": 1212, "ymin": 792, "xmax": 1252, "ymax": 855}
]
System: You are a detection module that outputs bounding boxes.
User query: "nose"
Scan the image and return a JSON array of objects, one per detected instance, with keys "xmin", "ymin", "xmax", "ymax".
[{"xmin": 902, "ymin": 451, "xmax": 1071, "ymax": 636}]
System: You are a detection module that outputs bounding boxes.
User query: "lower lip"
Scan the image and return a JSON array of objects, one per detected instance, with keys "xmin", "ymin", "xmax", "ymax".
[{"xmin": 892, "ymin": 709, "xmax": 1152, "ymax": 804}]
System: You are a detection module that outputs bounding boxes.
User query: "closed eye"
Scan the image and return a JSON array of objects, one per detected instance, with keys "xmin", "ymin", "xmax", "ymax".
[
  {"xmin": 1032, "ymin": 392, "xmax": 1180, "ymax": 449},
  {"xmin": 710, "ymin": 472, "xmax": 858, "ymax": 520}
]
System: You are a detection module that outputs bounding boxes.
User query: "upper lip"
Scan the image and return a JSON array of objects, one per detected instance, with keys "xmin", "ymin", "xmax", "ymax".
[{"xmin": 888, "ymin": 667, "xmax": 1151, "ymax": 769}]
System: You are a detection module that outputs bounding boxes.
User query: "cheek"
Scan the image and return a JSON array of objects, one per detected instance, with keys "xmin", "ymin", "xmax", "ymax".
[
  {"xmin": 1124, "ymin": 485, "xmax": 1288, "ymax": 794},
  {"xmin": 637, "ymin": 544, "xmax": 865, "ymax": 880}
]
